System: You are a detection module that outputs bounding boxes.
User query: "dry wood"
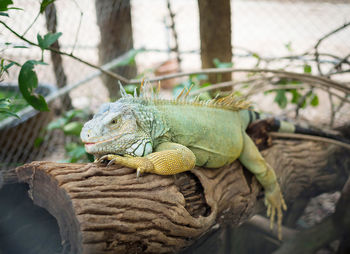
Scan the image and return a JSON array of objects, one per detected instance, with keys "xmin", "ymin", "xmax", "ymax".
[{"xmin": 15, "ymin": 138, "xmax": 348, "ymax": 254}]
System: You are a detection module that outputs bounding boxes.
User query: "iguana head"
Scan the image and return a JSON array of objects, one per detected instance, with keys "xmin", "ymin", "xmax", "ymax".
[{"xmin": 81, "ymin": 97, "xmax": 160, "ymax": 157}]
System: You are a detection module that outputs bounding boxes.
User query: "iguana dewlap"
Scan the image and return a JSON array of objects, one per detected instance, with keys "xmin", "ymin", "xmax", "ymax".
[{"xmin": 80, "ymin": 85, "xmax": 287, "ymax": 239}]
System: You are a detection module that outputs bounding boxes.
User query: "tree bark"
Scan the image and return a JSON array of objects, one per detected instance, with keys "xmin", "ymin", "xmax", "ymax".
[
  {"xmin": 14, "ymin": 138, "xmax": 349, "ymax": 254},
  {"xmin": 45, "ymin": 3, "xmax": 71, "ymax": 110},
  {"xmin": 95, "ymin": 0, "xmax": 136, "ymax": 99},
  {"xmin": 198, "ymin": 0, "xmax": 232, "ymax": 84}
]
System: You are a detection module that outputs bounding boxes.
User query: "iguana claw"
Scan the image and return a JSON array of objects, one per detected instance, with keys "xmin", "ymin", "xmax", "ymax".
[
  {"xmin": 93, "ymin": 154, "xmax": 151, "ymax": 178},
  {"xmin": 96, "ymin": 155, "xmax": 109, "ymax": 163},
  {"xmin": 264, "ymin": 185, "xmax": 287, "ymax": 240},
  {"xmin": 136, "ymin": 168, "xmax": 141, "ymax": 178},
  {"xmin": 107, "ymin": 159, "xmax": 117, "ymax": 166}
]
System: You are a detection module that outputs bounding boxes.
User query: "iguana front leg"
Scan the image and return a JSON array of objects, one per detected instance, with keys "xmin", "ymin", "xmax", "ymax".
[
  {"xmin": 97, "ymin": 142, "xmax": 196, "ymax": 176},
  {"xmin": 239, "ymin": 132, "xmax": 287, "ymax": 240}
]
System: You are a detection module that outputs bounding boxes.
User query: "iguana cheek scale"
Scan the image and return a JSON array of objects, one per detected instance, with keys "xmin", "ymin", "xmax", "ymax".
[{"xmin": 81, "ymin": 85, "xmax": 287, "ymax": 239}]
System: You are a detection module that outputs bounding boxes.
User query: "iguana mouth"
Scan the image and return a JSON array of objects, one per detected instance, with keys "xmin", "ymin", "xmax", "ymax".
[{"xmin": 83, "ymin": 133, "xmax": 132, "ymax": 146}]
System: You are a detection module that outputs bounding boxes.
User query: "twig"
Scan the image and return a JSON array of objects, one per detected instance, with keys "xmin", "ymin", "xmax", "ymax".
[
  {"xmin": 270, "ymin": 132, "xmax": 350, "ymax": 150},
  {"xmin": 166, "ymin": 0, "xmax": 181, "ymax": 70},
  {"xmin": 328, "ymin": 88, "xmax": 336, "ymax": 127},
  {"xmin": 22, "ymin": 11, "xmax": 40, "ymax": 37},
  {"xmin": 295, "ymin": 88, "xmax": 313, "ymax": 118},
  {"xmin": 129, "ymin": 68, "xmax": 350, "ymax": 94},
  {"xmin": 0, "ymin": 20, "xmax": 129, "ymax": 83},
  {"xmin": 71, "ymin": 0, "xmax": 83, "ymax": 55},
  {"xmin": 314, "ymin": 21, "xmax": 350, "ymax": 76}
]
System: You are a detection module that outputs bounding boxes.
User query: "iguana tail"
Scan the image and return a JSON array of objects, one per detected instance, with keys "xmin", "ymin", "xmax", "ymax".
[{"xmin": 242, "ymin": 110, "xmax": 350, "ymax": 144}]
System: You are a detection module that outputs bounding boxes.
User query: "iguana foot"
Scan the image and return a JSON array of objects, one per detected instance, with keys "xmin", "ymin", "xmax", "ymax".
[
  {"xmin": 264, "ymin": 185, "xmax": 287, "ymax": 240},
  {"xmin": 96, "ymin": 154, "xmax": 154, "ymax": 178},
  {"xmin": 96, "ymin": 154, "xmax": 120, "ymax": 164}
]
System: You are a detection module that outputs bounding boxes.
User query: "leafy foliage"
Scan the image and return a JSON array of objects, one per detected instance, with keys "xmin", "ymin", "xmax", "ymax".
[
  {"xmin": 267, "ymin": 65, "xmax": 319, "ymax": 109},
  {"xmin": 213, "ymin": 58, "xmax": 234, "ymax": 68},
  {"xmin": 37, "ymin": 32, "xmax": 62, "ymax": 50},
  {"xmin": 0, "ymin": 98, "xmax": 19, "ymax": 119},
  {"xmin": 0, "ymin": 0, "xmax": 60, "ymax": 117},
  {"xmin": 18, "ymin": 60, "xmax": 49, "ymax": 111},
  {"xmin": 45, "ymin": 109, "xmax": 94, "ymax": 163}
]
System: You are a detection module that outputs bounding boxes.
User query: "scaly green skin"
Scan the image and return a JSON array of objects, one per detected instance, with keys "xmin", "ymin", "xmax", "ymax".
[{"xmin": 80, "ymin": 89, "xmax": 287, "ymax": 239}]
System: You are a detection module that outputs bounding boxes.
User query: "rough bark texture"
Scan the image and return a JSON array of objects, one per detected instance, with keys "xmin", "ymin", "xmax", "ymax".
[
  {"xmin": 15, "ymin": 138, "xmax": 348, "ymax": 254},
  {"xmin": 95, "ymin": 0, "xmax": 136, "ymax": 99},
  {"xmin": 198, "ymin": 0, "xmax": 233, "ymax": 84}
]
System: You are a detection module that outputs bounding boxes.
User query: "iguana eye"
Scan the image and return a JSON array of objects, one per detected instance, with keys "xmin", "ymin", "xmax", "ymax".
[{"xmin": 111, "ymin": 119, "xmax": 119, "ymax": 124}]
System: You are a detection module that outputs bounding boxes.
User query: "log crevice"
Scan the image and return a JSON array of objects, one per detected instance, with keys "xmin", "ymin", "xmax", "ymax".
[{"xmin": 14, "ymin": 138, "xmax": 349, "ymax": 253}]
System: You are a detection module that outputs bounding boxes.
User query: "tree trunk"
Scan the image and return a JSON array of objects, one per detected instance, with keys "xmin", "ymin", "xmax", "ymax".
[
  {"xmin": 95, "ymin": 0, "xmax": 136, "ymax": 99},
  {"xmin": 14, "ymin": 138, "xmax": 349, "ymax": 254},
  {"xmin": 198, "ymin": 0, "xmax": 232, "ymax": 84},
  {"xmin": 45, "ymin": 3, "xmax": 71, "ymax": 110}
]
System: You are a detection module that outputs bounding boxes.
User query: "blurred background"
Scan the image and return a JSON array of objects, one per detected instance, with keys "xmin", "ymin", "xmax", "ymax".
[{"xmin": 0, "ymin": 0, "xmax": 349, "ymax": 253}]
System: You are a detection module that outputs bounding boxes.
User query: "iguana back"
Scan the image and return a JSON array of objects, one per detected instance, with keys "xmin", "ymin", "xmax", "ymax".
[{"xmin": 155, "ymin": 103, "xmax": 244, "ymax": 168}]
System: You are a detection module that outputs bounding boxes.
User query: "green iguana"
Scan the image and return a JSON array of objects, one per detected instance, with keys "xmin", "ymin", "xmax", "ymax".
[{"xmin": 81, "ymin": 83, "xmax": 324, "ymax": 240}]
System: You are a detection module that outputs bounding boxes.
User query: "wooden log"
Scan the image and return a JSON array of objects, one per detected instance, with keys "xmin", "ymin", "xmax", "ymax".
[{"xmin": 15, "ymin": 139, "xmax": 348, "ymax": 254}]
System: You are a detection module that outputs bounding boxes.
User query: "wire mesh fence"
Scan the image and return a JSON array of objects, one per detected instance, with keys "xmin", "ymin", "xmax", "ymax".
[{"xmin": 0, "ymin": 0, "xmax": 349, "ymax": 171}]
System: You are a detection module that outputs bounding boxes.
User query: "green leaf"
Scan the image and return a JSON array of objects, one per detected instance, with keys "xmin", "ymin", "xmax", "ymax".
[
  {"xmin": 40, "ymin": 0, "xmax": 55, "ymax": 13},
  {"xmin": 3, "ymin": 62, "xmax": 15, "ymax": 73},
  {"xmin": 37, "ymin": 32, "xmax": 62, "ymax": 50},
  {"xmin": 285, "ymin": 42, "xmax": 293, "ymax": 52},
  {"xmin": 0, "ymin": 0, "xmax": 13, "ymax": 11},
  {"xmin": 277, "ymin": 78, "xmax": 288, "ymax": 85},
  {"xmin": 303, "ymin": 64, "xmax": 312, "ymax": 74},
  {"xmin": 0, "ymin": 98, "xmax": 20, "ymax": 118},
  {"xmin": 47, "ymin": 117, "xmax": 66, "ymax": 130},
  {"xmin": 14, "ymin": 45, "xmax": 28, "ymax": 49},
  {"xmin": 0, "ymin": 12, "xmax": 9, "ymax": 16},
  {"xmin": 291, "ymin": 89, "xmax": 301, "ymax": 104},
  {"xmin": 34, "ymin": 137, "xmax": 44, "ymax": 147},
  {"xmin": 310, "ymin": 94, "xmax": 319, "ymax": 107},
  {"xmin": 213, "ymin": 58, "xmax": 233, "ymax": 68},
  {"xmin": 0, "ymin": 109, "xmax": 19, "ymax": 118},
  {"xmin": 124, "ymin": 84, "xmax": 138, "ymax": 95},
  {"xmin": 274, "ymin": 90, "xmax": 287, "ymax": 109},
  {"xmin": 86, "ymin": 153, "xmax": 94, "ymax": 162},
  {"xmin": 63, "ymin": 121, "xmax": 83, "ymax": 136},
  {"xmin": 65, "ymin": 143, "xmax": 87, "ymax": 163},
  {"xmin": 115, "ymin": 49, "xmax": 144, "ymax": 67},
  {"xmin": 18, "ymin": 60, "xmax": 49, "ymax": 111}
]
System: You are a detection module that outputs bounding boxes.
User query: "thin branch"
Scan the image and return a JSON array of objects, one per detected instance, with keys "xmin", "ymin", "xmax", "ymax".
[
  {"xmin": 314, "ymin": 21, "xmax": 350, "ymax": 76},
  {"xmin": 270, "ymin": 132, "xmax": 350, "ymax": 150},
  {"xmin": 22, "ymin": 11, "xmax": 40, "ymax": 37},
  {"xmin": 71, "ymin": 0, "xmax": 83, "ymax": 54},
  {"xmin": 295, "ymin": 88, "xmax": 313, "ymax": 118},
  {"xmin": 129, "ymin": 68, "xmax": 350, "ymax": 94},
  {"xmin": 0, "ymin": 20, "xmax": 129, "ymax": 83}
]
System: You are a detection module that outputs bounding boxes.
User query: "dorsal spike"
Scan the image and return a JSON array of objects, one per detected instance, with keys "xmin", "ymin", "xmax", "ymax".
[
  {"xmin": 157, "ymin": 81, "xmax": 161, "ymax": 97},
  {"xmin": 176, "ymin": 86, "xmax": 187, "ymax": 100},
  {"xmin": 151, "ymin": 83, "xmax": 154, "ymax": 99},
  {"xmin": 139, "ymin": 78, "xmax": 145, "ymax": 97},
  {"xmin": 119, "ymin": 81, "xmax": 128, "ymax": 98},
  {"xmin": 184, "ymin": 84, "xmax": 194, "ymax": 99}
]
